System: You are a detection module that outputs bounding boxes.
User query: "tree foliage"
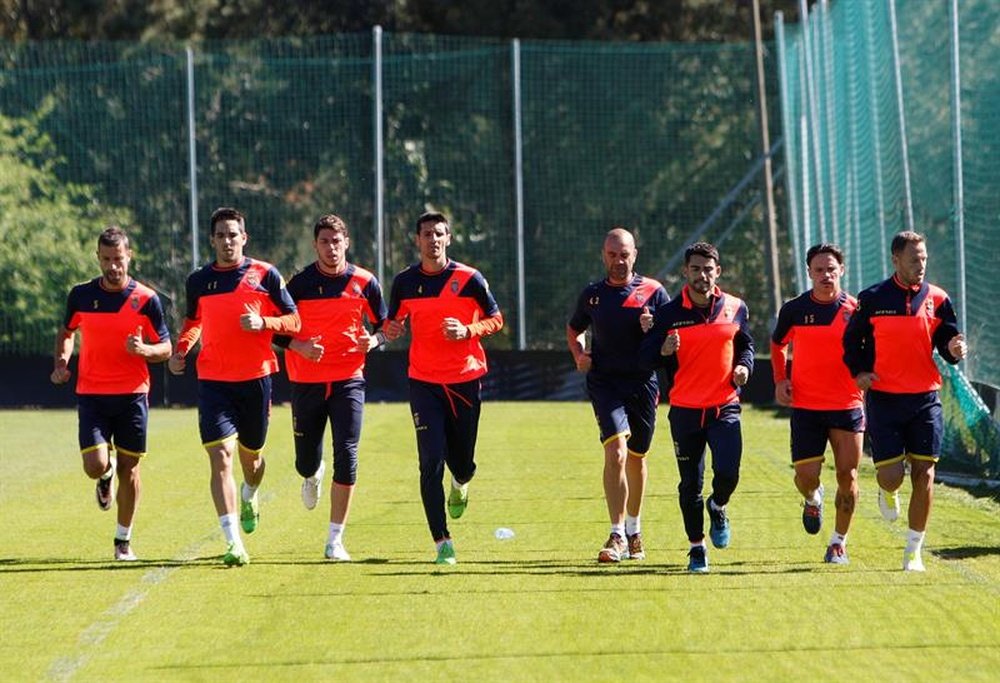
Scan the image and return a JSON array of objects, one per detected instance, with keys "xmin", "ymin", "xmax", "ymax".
[{"xmin": 0, "ymin": 104, "xmax": 133, "ymax": 354}]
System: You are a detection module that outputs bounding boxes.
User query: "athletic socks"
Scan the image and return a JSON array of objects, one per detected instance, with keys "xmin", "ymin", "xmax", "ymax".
[
  {"xmin": 327, "ymin": 522, "xmax": 345, "ymax": 546},
  {"xmin": 830, "ymin": 531, "xmax": 847, "ymax": 547},
  {"xmin": 220, "ymin": 513, "xmax": 241, "ymax": 545},
  {"xmin": 805, "ymin": 489, "xmax": 822, "ymax": 506},
  {"xmin": 100, "ymin": 463, "xmax": 114, "ymax": 481},
  {"xmin": 241, "ymin": 481, "xmax": 258, "ymax": 502},
  {"xmin": 905, "ymin": 528, "xmax": 925, "ymax": 553},
  {"xmin": 115, "ymin": 523, "xmax": 132, "ymax": 542},
  {"xmin": 610, "ymin": 523, "xmax": 625, "ymax": 538},
  {"xmin": 625, "ymin": 515, "xmax": 641, "ymax": 537}
]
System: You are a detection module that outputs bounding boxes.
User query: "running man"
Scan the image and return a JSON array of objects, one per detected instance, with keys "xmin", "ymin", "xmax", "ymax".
[
  {"xmin": 168, "ymin": 207, "xmax": 300, "ymax": 566},
  {"xmin": 771, "ymin": 243, "xmax": 863, "ymax": 564},
  {"xmin": 567, "ymin": 227, "xmax": 669, "ymax": 563},
  {"xmin": 843, "ymin": 231, "xmax": 967, "ymax": 571},
  {"xmin": 52, "ymin": 226, "xmax": 172, "ymax": 561},
  {"xmin": 640, "ymin": 242, "xmax": 754, "ymax": 573},
  {"xmin": 383, "ymin": 211, "xmax": 504, "ymax": 565},
  {"xmin": 275, "ymin": 214, "xmax": 387, "ymax": 562}
]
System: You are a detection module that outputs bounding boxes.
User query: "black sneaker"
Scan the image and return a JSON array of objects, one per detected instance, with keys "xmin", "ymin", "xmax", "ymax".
[{"xmin": 95, "ymin": 461, "xmax": 115, "ymax": 511}]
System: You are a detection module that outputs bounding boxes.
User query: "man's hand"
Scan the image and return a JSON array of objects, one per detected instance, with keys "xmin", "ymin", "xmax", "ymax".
[
  {"xmin": 639, "ymin": 306, "xmax": 653, "ymax": 333},
  {"xmin": 948, "ymin": 333, "xmax": 968, "ymax": 360},
  {"xmin": 733, "ymin": 364, "xmax": 750, "ymax": 387},
  {"xmin": 240, "ymin": 303, "xmax": 265, "ymax": 332},
  {"xmin": 854, "ymin": 371, "xmax": 878, "ymax": 391},
  {"xmin": 441, "ymin": 317, "xmax": 468, "ymax": 341},
  {"xmin": 774, "ymin": 379, "xmax": 792, "ymax": 406},
  {"xmin": 384, "ymin": 319, "xmax": 406, "ymax": 341},
  {"xmin": 660, "ymin": 330, "xmax": 680, "ymax": 356},
  {"xmin": 290, "ymin": 335, "xmax": 324, "ymax": 362},
  {"xmin": 50, "ymin": 359, "xmax": 71, "ymax": 384},
  {"xmin": 574, "ymin": 350, "xmax": 592, "ymax": 373},
  {"xmin": 168, "ymin": 352, "xmax": 187, "ymax": 376},
  {"xmin": 125, "ymin": 326, "xmax": 147, "ymax": 357}
]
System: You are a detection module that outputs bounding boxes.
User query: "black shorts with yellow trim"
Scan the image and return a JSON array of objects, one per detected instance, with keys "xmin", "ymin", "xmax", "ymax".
[
  {"xmin": 77, "ymin": 393, "xmax": 149, "ymax": 457},
  {"xmin": 586, "ymin": 371, "xmax": 658, "ymax": 457},
  {"xmin": 197, "ymin": 376, "xmax": 272, "ymax": 452},
  {"xmin": 865, "ymin": 389, "xmax": 942, "ymax": 466},
  {"xmin": 789, "ymin": 406, "xmax": 864, "ymax": 464}
]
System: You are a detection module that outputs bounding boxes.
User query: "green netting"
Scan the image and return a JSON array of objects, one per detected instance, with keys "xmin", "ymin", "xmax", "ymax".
[
  {"xmin": 777, "ymin": 0, "xmax": 1000, "ymax": 471},
  {"xmin": 0, "ymin": 32, "xmax": 779, "ymax": 357},
  {"xmin": 938, "ymin": 358, "xmax": 1000, "ymax": 477}
]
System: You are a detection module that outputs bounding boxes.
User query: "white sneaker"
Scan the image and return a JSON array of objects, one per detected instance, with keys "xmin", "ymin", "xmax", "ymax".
[
  {"xmin": 324, "ymin": 539, "xmax": 351, "ymax": 562},
  {"xmin": 114, "ymin": 539, "xmax": 137, "ymax": 561},
  {"xmin": 903, "ymin": 547, "xmax": 925, "ymax": 572},
  {"xmin": 878, "ymin": 488, "xmax": 900, "ymax": 522},
  {"xmin": 301, "ymin": 461, "xmax": 326, "ymax": 511}
]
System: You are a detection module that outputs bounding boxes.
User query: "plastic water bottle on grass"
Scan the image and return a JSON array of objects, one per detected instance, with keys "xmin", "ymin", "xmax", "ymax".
[{"xmin": 494, "ymin": 527, "xmax": 515, "ymax": 540}]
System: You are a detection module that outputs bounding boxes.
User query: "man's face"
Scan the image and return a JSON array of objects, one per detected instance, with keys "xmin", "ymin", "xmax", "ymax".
[
  {"xmin": 602, "ymin": 235, "xmax": 636, "ymax": 285},
  {"xmin": 683, "ymin": 254, "xmax": 721, "ymax": 295},
  {"xmin": 314, "ymin": 228, "xmax": 349, "ymax": 272},
  {"xmin": 892, "ymin": 240, "xmax": 927, "ymax": 287},
  {"xmin": 807, "ymin": 252, "xmax": 844, "ymax": 297},
  {"xmin": 211, "ymin": 219, "xmax": 247, "ymax": 266},
  {"xmin": 416, "ymin": 221, "xmax": 450, "ymax": 261},
  {"xmin": 98, "ymin": 242, "xmax": 131, "ymax": 289}
]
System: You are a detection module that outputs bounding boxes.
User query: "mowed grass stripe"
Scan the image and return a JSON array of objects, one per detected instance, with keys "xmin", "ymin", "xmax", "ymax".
[{"xmin": 0, "ymin": 404, "xmax": 997, "ymax": 682}]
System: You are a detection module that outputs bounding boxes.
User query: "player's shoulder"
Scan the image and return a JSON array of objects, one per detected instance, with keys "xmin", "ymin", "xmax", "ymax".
[
  {"xmin": 68, "ymin": 277, "xmax": 101, "ymax": 296},
  {"xmin": 925, "ymin": 282, "xmax": 949, "ymax": 301}
]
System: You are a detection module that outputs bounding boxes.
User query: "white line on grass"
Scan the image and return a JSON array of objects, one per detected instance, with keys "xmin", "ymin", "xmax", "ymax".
[{"xmin": 44, "ymin": 532, "xmax": 217, "ymax": 683}]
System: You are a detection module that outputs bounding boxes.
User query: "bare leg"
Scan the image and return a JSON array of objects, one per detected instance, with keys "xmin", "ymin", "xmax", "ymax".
[
  {"xmin": 603, "ymin": 436, "xmax": 628, "ymax": 527},
  {"xmin": 207, "ymin": 439, "xmax": 239, "ymax": 516},
  {"xmin": 115, "ymin": 454, "xmax": 141, "ymax": 528},
  {"xmin": 330, "ymin": 482, "xmax": 355, "ymax": 526},
  {"xmin": 829, "ymin": 429, "xmax": 862, "ymax": 536},
  {"xmin": 624, "ymin": 453, "xmax": 647, "ymax": 518},
  {"xmin": 907, "ymin": 459, "xmax": 935, "ymax": 532}
]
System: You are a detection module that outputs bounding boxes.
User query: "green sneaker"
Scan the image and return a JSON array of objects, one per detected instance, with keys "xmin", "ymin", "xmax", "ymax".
[
  {"xmin": 222, "ymin": 542, "xmax": 249, "ymax": 567},
  {"xmin": 447, "ymin": 482, "xmax": 468, "ymax": 519},
  {"xmin": 240, "ymin": 490, "xmax": 259, "ymax": 534},
  {"xmin": 435, "ymin": 539, "xmax": 457, "ymax": 565}
]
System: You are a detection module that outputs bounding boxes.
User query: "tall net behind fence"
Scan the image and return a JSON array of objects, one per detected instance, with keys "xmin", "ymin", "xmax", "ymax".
[{"xmin": 777, "ymin": 0, "xmax": 1000, "ymax": 472}]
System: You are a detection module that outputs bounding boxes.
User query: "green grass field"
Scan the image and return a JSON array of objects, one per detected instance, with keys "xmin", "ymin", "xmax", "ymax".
[{"xmin": 1, "ymin": 403, "xmax": 998, "ymax": 682}]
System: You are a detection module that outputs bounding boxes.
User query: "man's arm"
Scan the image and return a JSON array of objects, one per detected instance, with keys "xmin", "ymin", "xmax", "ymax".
[
  {"xmin": 842, "ymin": 293, "xmax": 875, "ymax": 383},
  {"xmin": 732, "ymin": 302, "xmax": 754, "ymax": 387},
  {"xmin": 566, "ymin": 324, "xmax": 591, "ymax": 373},
  {"xmin": 51, "ymin": 327, "xmax": 75, "ymax": 384}
]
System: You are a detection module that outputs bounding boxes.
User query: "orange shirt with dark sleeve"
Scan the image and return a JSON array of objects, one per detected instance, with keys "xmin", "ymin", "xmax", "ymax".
[
  {"xmin": 771, "ymin": 291, "xmax": 863, "ymax": 410},
  {"xmin": 178, "ymin": 257, "xmax": 299, "ymax": 382},
  {"xmin": 277, "ymin": 263, "xmax": 387, "ymax": 383},
  {"xmin": 63, "ymin": 277, "xmax": 170, "ymax": 394},
  {"xmin": 843, "ymin": 275, "xmax": 960, "ymax": 394},
  {"xmin": 640, "ymin": 285, "xmax": 755, "ymax": 409},
  {"xmin": 387, "ymin": 260, "xmax": 503, "ymax": 384}
]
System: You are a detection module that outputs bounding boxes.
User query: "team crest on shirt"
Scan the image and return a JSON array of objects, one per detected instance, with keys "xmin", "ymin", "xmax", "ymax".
[
  {"xmin": 925, "ymin": 299, "xmax": 934, "ymax": 315},
  {"xmin": 589, "ymin": 296, "xmax": 599, "ymax": 306},
  {"xmin": 245, "ymin": 270, "xmax": 261, "ymax": 289},
  {"xmin": 842, "ymin": 311, "xmax": 851, "ymax": 323},
  {"xmin": 130, "ymin": 295, "xmax": 140, "ymax": 310},
  {"xmin": 353, "ymin": 283, "xmax": 362, "ymax": 295},
  {"xmin": 451, "ymin": 279, "xmax": 460, "ymax": 293}
]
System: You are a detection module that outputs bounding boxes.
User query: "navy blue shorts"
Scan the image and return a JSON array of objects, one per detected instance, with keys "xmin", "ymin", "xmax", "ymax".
[
  {"xmin": 586, "ymin": 372, "xmax": 658, "ymax": 456},
  {"xmin": 291, "ymin": 378, "xmax": 365, "ymax": 485},
  {"xmin": 790, "ymin": 407, "xmax": 865, "ymax": 463},
  {"xmin": 198, "ymin": 376, "xmax": 272, "ymax": 451},
  {"xmin": 865, "ymin": 390, "xmax": 942, "ymax": 465},
  {"xmin": 77, "ymin": 393, "xmax": 148, "ymax": 457}
]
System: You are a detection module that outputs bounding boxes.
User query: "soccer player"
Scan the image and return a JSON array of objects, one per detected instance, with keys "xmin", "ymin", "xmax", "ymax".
[
  {"xmin": 771, "ymin": 244, "xmax": 863, "ymax": 564},
  {"xmin": 274, "ymin": 214, "xmax": 387, "ymax": 562},
  {"xmin": 566, "ymin": 228, "xmax": 669, "ymax": 563},
  {"xmin": 639, "ymin": 242, "xmax": 754, "ymax": 573},
  {"xmin": 168, "ymin": 207, "xmax": 300, "ymax": 566},
  {"xmin": 383, "ymin": 211, "xmax": 503, "ymax": 565},
  {"xmin": 51, "ymin": 226, "xmax": 172, "ymax": 561},
  {"xmin": 843, "ymin": 231, "xmax": 967, "ymax": 572}
]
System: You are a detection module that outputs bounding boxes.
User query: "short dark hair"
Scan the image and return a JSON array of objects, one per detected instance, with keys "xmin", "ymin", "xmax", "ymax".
[
  {"xmin": 97, "ymin": 226, "xmax": 130, "ymax": 251},
  {"xmin": 415, "ymin": 210, "xmax": 449, "ymax": 234},
  {"xmin": 890, "ymin": 230, "xmax": 925, "ymax": 255},
  {"xmin": 806, "ymin": 243, "xmax": 844, "ymax": 267},
  {"xmin": 209, "ymin": 207, "xmax": 246, "ymax": 236},
  {"xmin": 314, "ymin": 214, "xmax": 348, "ymax": 240},
  {"xmin": 684, "ymin": 241, "xmax": 720, "ymax": 265}
]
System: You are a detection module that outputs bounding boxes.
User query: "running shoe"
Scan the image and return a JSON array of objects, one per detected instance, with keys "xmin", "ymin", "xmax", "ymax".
[
  {"xmin": 802, "ymin": 484, "xmax": 824, "ymax": 535},
  {"xmin": 687, "ymin": 545, "xmax": 709, "ymax": 573},
  {"xmin": 706, "ymin": 499, "xmax": 730, "ymax": 548},
  {"xmin": 222, "ymin": 542, "xmax": 249, "ymax": 567},
  {"xmin": 301, "ymin": 461, "xmax": 326, "ymax": 511},
  {"xmin": 824, "ymin": 542, "xmax": 848, "ymax": 565},
  {"xmin": 878, "ymin": 488, "xmax": 900, "ymax": 523},
  {"xmin": 597, "ymin": 533, "xmax": 628, "ymax": 563},
  {"xmin": 626, "ymin": 532, "xmax": 646, "ymax": 560}
]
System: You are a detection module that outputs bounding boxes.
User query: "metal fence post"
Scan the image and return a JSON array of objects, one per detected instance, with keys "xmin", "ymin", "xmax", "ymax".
[
  {"xmin": 949, "ymin": 0, "xmax": 968, "ymax": 368},
  {"xmin": 373, "ymin": 26, "xmax": 385, "ymax": 289},
  {"xmin": 512, "ymin": 39, "xmax": 527, "ymax": 350},
  {"xmin": 185, "ymin": 46, "xmax": 198, "ymax": 270}
]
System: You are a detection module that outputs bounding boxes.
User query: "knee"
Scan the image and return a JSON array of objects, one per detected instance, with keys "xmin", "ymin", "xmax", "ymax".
[{"xmin": 332, "ymin": 455, "xmax": 358, "ymax": 486}]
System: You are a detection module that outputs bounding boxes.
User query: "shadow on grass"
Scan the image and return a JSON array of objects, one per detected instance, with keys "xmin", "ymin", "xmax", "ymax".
[
  {"xmin": 0, "ymin": 556, "xmax": 228, "ymax": 573},
  {"xmin": 932, "ymin": 545, "xmax": 1000, "ymax": 560}
]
